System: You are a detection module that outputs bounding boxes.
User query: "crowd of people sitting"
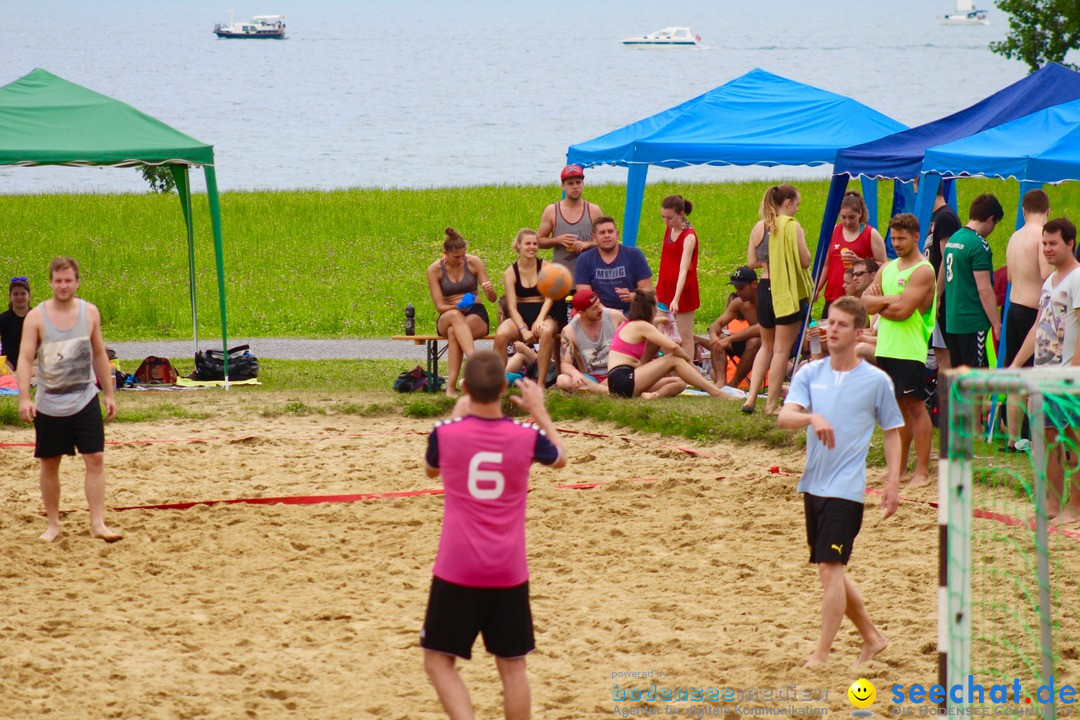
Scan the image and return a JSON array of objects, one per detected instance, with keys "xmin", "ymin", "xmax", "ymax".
[{"xmin": 424, "ymin": 166, "xmax": 1080, "ymax": 511}]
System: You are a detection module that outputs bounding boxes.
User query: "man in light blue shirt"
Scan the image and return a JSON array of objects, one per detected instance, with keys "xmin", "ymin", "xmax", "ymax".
[{"xmin": 779, "ymin": 296, "xmax": 903, "ymax": 669}]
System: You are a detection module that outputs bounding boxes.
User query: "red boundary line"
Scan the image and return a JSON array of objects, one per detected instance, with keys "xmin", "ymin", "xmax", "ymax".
[
  {"xmin": 111, "ymin": 476, "xmax": 676, "ymax": 512},
  {"xmin": 14, "ymin": 420, "xmax": 1075, "ymax": 540},
  {"xmin": 0, "ymin": 429, "xmax": 429, "ymax": 450}
]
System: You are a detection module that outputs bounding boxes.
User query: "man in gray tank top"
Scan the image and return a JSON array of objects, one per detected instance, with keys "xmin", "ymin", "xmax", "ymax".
[
  {"xmin": 17, "ymin": 257, "xmax": 121, "ymax": 543},
  {"xmin": 537, "ymin": 164, "xmax": 605, "ymax": 274},
  {"xmin": 555, "ymin": 289, "xmax": 626, "ymax": 394}
]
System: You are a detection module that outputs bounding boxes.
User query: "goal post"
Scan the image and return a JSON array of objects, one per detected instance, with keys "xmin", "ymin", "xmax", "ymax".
[{"xmin": 939, "ymin": 368, "xmax": 1080, "ymax": 712}]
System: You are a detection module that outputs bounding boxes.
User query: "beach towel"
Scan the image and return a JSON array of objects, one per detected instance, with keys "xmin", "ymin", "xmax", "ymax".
[{"xmin": 769, "ymin": 215, "xmax": 813, "ymax": 318}]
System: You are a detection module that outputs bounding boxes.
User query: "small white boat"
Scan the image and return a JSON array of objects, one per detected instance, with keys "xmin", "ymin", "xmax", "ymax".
[
  {"xmin": 214, "ymin": 13, "xmax": 286, "ymax": 39},
  {"xmin": 622, "ymin": 27, "xmax": 702, "ymax": 47},
  {"xmin": 939, "ymin": 0, "xmax": 989, "ymax": 25}
]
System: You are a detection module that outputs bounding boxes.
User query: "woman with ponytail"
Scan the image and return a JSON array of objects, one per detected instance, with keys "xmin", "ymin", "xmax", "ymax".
[
  {"xmin": 426, "ymin": 227, "xmax": 497, "ymax": 396},
  {"xmin": 814, "ymin": 191, "xmax": 886, "ymax": 317},
  {"xmin": 656, "ymin": 194, "xmax": 700, "ymax": 357},
  {"xmin": 743, "ymin": 184, "xmax": 813, "ymax": 414},
  {"xmin": 605, "ymin": 289, "xmax": 729, "ymax": 400}
]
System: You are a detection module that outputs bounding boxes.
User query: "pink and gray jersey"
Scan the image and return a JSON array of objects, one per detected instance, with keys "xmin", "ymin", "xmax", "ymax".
[{"xmin": 426, "ymin": 415, "xmax": 560, "ymax": 587}]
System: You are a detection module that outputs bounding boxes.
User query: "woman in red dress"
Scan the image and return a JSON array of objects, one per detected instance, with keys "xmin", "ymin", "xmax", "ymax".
[
  {"xmin": 656, "ymin": 194, "xmax": 699, "ymax": 357},
  {"xmin": 814, "ymin": 191, "xmax": 887, "ymax": 317}
]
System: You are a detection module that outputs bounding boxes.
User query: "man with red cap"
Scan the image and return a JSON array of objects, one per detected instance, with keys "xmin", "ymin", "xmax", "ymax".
[
  {"xmin": 554, "ymin": 289, "xmax": 625, "ymax": 394},
  {"xmin": 537, "ymin": 164, "xmax": 605, "ymax": 275}
]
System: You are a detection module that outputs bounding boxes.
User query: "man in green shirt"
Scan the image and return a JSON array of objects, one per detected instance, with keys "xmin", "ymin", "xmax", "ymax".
[
  {"xmin": 943, "ymin": 194, "xmax": 1005, "ymax": 368},
  {"xmin": 863, "ymin": 214, "xmax": 937, "ymax": 489}
]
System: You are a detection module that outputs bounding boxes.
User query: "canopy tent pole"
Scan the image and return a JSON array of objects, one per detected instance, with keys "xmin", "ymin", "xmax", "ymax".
[
  {"xmin": 621, "ymin": 164, "xmax": 649, "ymax": 247},
  {"xmin": 203, "ymin": 164, "xmax": 230, "ymax": 389},
  {"xmin": 171, "ymin": 165, "xmax": 198, "ymax": 352},
  {"xmin": 913, "ymin": 172, "xmax": 942, "ymax": 252}
]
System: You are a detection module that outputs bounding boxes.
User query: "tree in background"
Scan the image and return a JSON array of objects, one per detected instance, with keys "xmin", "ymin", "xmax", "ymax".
[
  {"xmin": 138, "ymin": 165, "xmax": 176, "ymax": 193},
  {"xmin": 989, "ymin": 0, "xmax": 1080, "ymax": 73}
]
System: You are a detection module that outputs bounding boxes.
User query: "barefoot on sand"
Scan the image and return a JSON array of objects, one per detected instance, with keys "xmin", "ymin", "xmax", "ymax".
[
  {"xmin": 803, "ymin": 652, "xmax": 828, "ymax": 668},
  {"xmin": 1050, "ymin": 510, "xmax": 1080, "ymax": 527},
  {"xmin": 852, "ymin": 636, "xmax": 887, "ymax": 668},
  {"xmin": 906, "ymin": 472, "xmax": 931, "ymax": 489},
  {"xmin": 90, "ymin": 525, "xmax": 123, "ymax": 543},
  {"xmin": 39, "ymin": 527, "xmax": 61, "ymax": 542}
]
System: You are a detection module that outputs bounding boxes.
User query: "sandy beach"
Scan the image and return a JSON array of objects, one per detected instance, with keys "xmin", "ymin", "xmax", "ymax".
[{"xmin": 0, "ymin": 395, "xmax": 945, "ymax": 718}]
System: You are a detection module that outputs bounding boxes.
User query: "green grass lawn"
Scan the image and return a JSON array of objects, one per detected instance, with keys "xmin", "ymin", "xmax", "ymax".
[{"xmin": 2, "ymin": 178, "xmax": 1073, "ymax": 341}]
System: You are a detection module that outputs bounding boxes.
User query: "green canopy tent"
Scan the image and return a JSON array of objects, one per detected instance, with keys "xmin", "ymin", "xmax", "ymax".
[{"xmin": 0, "ymin": 68, "xmax": 232, "ymax": 379}]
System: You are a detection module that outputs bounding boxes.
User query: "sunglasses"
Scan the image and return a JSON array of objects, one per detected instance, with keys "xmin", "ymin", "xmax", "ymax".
[
  {"xmin": 852, "ymin": 271, "xmax": 868, "ymax": 278},
  {"xmin": 11, "ymin": 276, "xmax": 28, "ymax": 282}
]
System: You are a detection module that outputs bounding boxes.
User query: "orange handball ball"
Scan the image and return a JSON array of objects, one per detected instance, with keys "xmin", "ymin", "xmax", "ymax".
[{"xmin": 536, "ymin": 263, "xmax": 574, "ymax": 301}]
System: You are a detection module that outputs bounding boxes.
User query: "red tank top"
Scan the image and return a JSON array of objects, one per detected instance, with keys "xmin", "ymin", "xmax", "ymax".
[
  {"xmin": 824, "ymin": 224, "xmax": 873, "ymax": 302},
  {"xmin": 656, "ymin": 225, "xmax": 700, "ymax": 311}
]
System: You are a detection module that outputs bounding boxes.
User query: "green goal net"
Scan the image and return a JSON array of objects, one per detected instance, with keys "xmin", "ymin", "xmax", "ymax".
[{"xmin": 941, "ymin": 368, "xmax": 1080, "ymax": 713}]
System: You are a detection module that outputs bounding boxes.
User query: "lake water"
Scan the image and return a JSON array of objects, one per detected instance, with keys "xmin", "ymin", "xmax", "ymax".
[{"xmin": 0, "ymin": 0, "xmax": 1034, "ymax": 195}]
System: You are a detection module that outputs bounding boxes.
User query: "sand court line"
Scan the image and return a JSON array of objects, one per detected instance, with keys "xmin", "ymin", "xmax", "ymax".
[{"xmin": 105, "ymin": 476, "xmax": 676, "ymax": 512}]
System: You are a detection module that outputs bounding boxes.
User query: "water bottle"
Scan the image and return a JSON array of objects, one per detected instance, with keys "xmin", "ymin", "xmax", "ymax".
[
  {"xmin": 405, "ymin": 302, "xmax": 415, "ymax": 336},
  {"xmin": 808, "ymin": 320, "xmax": 821, "ymax": 356}
]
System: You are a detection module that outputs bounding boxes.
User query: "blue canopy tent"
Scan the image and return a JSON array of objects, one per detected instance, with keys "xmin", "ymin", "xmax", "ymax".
[
  {"xmin": 920, "ymin": 98, "xmax": 1080, "ymax": 383},
  {"xmin": 821, "ymin": 63, "xmax": 1080, "ymax": 282},
  {"xmin": 565, "ymin": 68, "xmax": 907, "ymax": 246},
  {"xmin": 922, "ymin": 99, "xmax": 1080, "ymax": 185}
]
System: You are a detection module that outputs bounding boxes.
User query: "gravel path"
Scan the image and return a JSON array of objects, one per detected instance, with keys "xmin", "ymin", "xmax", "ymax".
[{"xmin": 107, "ymin": 338, "xmax": 495, "ymax": 361}]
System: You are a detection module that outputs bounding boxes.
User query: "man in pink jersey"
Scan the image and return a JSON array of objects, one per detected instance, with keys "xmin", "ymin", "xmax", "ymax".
[{"xmin": 421, "ymin": 350, "xmax": 567, "ymax": 720}]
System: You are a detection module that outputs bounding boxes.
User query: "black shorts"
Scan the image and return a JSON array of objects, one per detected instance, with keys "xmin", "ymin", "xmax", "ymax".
[
  {"xmin": 804, "ymin": 493, "xmax": 864, "ymax": 565},
  {"xmin": 876, "ymin": 356, "xmax": 926, "ymax": 400},
  {"xmin": 607, "ymin": 364, "xmax": 636, "ymax": 398},
  {"xmin": 757, "ymin": 279, "xmax": 807, "ymax": 329},
  {"xmin": 1005, "ymin": 303, "xmax": 1037, "ymax": 367},
  {"xmin": 34, "ymin": 395, "xmax": 105, "ymax": 459},
  {"xmin": 420, "ymin": 576, "xmax": 534, "ymax": 660},
  {"xmin": 944, "ymin": 330, "xmax": 988, "ymax": 368},
  {"xmin": 517, "ymin": 300, "xmax": 569, "ymax": 331},
  {"xmin": 463, "ymin": 303, "xmax": 490, "ymax": 333},
  {"xmin": 729, "ymin": 339, "xmax": 747, "ymax": 358}
]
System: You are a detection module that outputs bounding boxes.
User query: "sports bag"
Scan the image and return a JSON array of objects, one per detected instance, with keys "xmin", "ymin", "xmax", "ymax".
[
  {"xmin": 393, "ymin": 365, "xmax": 428, "ymax": 392},
  {"xmin": 192, "ymin": 345, "xmax": 259, "ymax": 381},
  {"xmin": 134, "ymin": 356, "xmax": 178, "ymax": 384}
]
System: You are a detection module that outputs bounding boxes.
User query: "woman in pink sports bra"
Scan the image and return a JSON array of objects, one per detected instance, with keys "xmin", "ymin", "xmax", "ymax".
[{"xmin": 606, "ymin": 290, "xmax": 728, "ymax": 399}]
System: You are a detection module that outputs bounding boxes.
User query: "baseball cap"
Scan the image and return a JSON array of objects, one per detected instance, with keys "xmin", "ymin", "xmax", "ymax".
[
  {"xmin": 561, "ymin": 164, "xmax": 585, "ymax": 181},
  {"xmin": 571, "ymin": 288, "xmax": 598, "ymax": 312},
  {"xmin": 729, "ymin": 266, "xmax": 757, "ymax": 288}
]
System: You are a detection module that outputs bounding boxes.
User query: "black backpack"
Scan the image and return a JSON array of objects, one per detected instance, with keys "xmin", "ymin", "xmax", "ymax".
[
  {"xmin": 192, "ymin": 345, "xmax": 259, "ymax": 381},
  {"xmin": 393, "ymin": 365, "xmax": 443, "ymax": 393}
]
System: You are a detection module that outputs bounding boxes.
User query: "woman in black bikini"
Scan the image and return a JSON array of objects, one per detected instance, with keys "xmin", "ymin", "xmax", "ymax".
[
  {"xmin": 492, "ymin": 228, "xmax": 567, "ymax": 385},
  {"xmin": 426, "ymin": 227, "xmax": 497, "ymax": 396}
]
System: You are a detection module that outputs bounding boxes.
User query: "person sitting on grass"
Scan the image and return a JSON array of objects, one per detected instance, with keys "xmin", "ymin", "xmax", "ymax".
[
  {"xmin": 606, "ymin": 289, "xmax": 730, "ymax": 400},
  {"xmin": 705, "ymin": 266, "xmax": 761, "ymax": 390},
  {"xmin": 1, "ymin": 276, "xmax": 33, "ymax": 375},
  {"xmin": 421, "ymin": 351, "xmax": 566, "ymax": 720},
  {"xmin": 555, "ymin": 289, "xmax": 625, "ymax": 394},
  {"xmin": 426, "ymin": 227, "xmax": 498, "ymax": 397},
  {"xmin": 493, "ymin": 228, "xmax": 566, "ymax": 386}
]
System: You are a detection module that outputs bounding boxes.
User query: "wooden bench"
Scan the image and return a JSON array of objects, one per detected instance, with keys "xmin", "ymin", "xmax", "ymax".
[{"xmin": 391, "ymin": 334, "xmax": 496, "ymax": 393}]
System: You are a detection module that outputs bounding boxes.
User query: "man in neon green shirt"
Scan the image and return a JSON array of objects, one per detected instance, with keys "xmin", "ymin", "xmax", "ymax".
[
  {"xmin": 862, "ymin": 214, "xmax": 937, "ymax": 489},
  {"xmin": 942, "ymin": 194, "xmax": 1005, "ymax": 367}
]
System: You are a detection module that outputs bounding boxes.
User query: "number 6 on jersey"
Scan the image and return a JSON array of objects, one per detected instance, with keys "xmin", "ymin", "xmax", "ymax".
[{"xmin": 467, "ymin": 452, "xmax": 506, "ymax": 499}]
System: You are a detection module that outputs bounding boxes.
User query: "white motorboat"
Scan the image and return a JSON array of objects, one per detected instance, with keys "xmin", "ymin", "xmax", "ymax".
[
  {"xmin": 622, "ymin": 27, "xmax": 701, "ymax": 47},
  {"xmin": 214, "ymin": 13, "xmax": 286, "ymax": 38},
  {"xmin": 939, "ymin": 0, "xmax": 989, "ymax": 25}
]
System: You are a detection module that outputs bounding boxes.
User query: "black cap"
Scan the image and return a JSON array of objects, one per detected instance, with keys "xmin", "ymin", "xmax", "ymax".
[{"xmin": 729, "ymin": 265, "xmax": 757, "ymax": 288}]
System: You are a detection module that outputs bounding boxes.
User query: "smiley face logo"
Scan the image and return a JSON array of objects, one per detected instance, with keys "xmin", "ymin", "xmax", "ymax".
[{"xmin": 847, "ymin": 678, "xmax": 876, "ymax": 711}]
